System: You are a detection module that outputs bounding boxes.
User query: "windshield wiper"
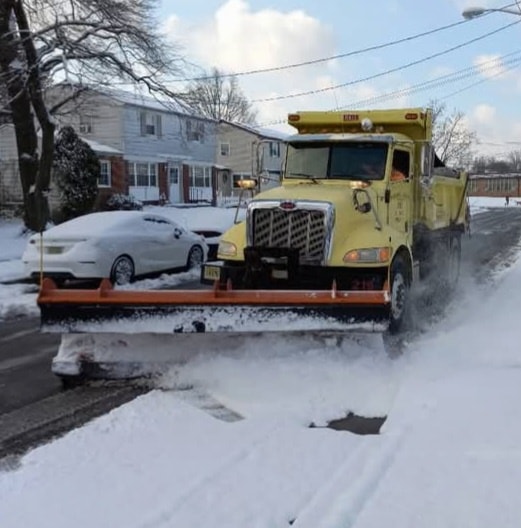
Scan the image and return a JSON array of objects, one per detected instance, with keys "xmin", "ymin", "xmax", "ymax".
[
  {"xmin": 330, "ymin": 173, "xmax": 360, "ymax": 179},
  {"xmin": 287, "ymin": 172, "xmax": 321, "ymax": 183}
]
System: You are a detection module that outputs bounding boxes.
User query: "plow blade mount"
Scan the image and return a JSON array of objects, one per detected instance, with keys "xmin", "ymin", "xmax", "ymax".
[{"xmin": 38, "ymin": 278, "xmax": 391, "ymax": 335}]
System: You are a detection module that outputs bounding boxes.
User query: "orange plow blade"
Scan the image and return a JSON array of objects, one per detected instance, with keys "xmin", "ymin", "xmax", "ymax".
[{"xmin": 38, "ymin": 278, "xmax": 391, "ymax": 334}]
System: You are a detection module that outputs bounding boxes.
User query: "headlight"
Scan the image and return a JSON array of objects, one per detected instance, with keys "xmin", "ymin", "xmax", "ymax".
[
  {"xmin": 218, "ymin": 240, "xmax": 237, "ymax": 257},
  {"xmin": 343, "ymin": 247, "xmax": 391, "ymax": 263}
]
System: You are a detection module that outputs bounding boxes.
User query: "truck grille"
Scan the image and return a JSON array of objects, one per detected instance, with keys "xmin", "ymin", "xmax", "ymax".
[{"xmin": 251, "ymin": 207, "xmax": 328, "ymax": 264}]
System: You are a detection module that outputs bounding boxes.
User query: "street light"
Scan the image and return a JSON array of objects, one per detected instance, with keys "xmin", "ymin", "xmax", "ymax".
[{"xmin": 462, "ymin": 6, "xmax": 521, "ymax": 19}]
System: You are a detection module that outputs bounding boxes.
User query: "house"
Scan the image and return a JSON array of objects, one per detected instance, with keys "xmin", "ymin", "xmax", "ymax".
[
  {"xmin": 468, "ymin": 173, "xmax": 521, "ymax": 199},
  {"xmin": 215, "ymin": 120, "xmax": 288, "ymax": 204},
  {"xmin": 0, "ymin": 85, "xmax": 220, "ymax": 212},
  {"xmin": 0, "ymin": 86, "xmax": 292, "ymax": 214},
  {"xmin": 46, "ymin": 85, "xmax": 219, "ymax": 206}
]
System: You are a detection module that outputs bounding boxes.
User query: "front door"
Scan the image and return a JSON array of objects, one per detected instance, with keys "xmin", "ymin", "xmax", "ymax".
[
  {"xmin": 169, "ymin": 166, "xmax": 181, "ymax": 203},
  {"xmin": 388, "ymin": 148, "xmax": 413, "ymax": 238}
]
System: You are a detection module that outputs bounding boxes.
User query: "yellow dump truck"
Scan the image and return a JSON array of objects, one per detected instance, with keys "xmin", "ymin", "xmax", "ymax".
[
  {"xmin": 201, "ymin": 107, "xmax": 468, "ymax": 332},
  {"xmin": 38, "ymin": 108, "xmax": 468, "ymax": 381}
]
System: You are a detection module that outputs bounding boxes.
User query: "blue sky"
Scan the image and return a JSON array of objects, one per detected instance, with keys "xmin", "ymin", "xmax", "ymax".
[{"xmin": 159, "ymin": 1, "xmax": 521, "ymax": 157}]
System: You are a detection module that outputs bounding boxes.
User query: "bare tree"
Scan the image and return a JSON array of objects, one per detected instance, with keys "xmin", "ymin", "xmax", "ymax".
[
  {"xmin": 472, "ymin": 152, "xmax": 520, "ymax": 174},
  {"xmin": 184, "ymin": 68, "xmax": 257, "ymax": 124},
  {"xmin": 429, "ymin": 100, "xmax": 476, "ymax": 169},
  {"xmin": 507, "ymin": 150, "xmax": 521, "ymax": 172},
  {"xmin": 0, "ymin": 0, "xmax": 186, "ymax": 231}
]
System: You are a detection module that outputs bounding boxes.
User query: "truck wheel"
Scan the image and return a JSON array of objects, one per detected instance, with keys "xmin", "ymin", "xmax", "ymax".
[
  {"xmin": 389, "ymin": 255, "xmax": 411, "ymax": 334},
  {"xmin": 446, "ymin": 234, "xmax": 461, "ymax": 289}
]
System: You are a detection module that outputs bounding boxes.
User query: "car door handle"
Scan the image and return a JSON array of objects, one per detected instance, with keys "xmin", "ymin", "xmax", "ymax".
[{"xmin": 174, "ymin": 228, "xmax": 182, "ymax": 239}]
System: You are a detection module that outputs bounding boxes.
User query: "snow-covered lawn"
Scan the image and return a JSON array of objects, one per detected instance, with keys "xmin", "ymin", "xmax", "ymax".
[{"xmin": 1, "ymin": 197, "xmax": 521, "ymax": 527}]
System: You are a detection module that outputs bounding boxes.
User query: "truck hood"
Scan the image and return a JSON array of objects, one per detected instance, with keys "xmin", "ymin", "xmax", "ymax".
[{"xmin": 254, "ymin": 182, "xmax": 369, "ymax": 210}]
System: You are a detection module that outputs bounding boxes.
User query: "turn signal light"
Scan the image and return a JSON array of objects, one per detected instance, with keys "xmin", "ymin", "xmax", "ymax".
[{"xmin": 343, "ymin": 247, "xmax": 391, "ymax": 263}]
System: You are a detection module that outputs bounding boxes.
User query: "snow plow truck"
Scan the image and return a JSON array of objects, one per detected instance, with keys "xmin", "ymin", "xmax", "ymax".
[{"xmin": 38, "ymin": 107, "xmax": 469, "ymax": 382}]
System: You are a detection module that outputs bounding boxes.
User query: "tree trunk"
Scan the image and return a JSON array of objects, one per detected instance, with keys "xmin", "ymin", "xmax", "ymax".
[{"xmin": 0, "ymin": 1, "xmax": 50, "ymax": 232}]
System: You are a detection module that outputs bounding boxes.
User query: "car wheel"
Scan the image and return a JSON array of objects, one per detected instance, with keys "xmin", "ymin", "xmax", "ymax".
[
  {"xmin": 110, "ymin": 255, "xmax": 135, "ymax": 285},
  {"xmin": 389, "ymin": 254, "xmax": 411, "ymax": 335},
  {"xmin": 186, "ymin": 245, "xmax": 204, "ymax": 270}
]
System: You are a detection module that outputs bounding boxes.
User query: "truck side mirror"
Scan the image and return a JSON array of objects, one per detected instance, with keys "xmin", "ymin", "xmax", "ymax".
[{"xmin": 353, "ymin": 189, "xmax": 371, "ymax": 213}]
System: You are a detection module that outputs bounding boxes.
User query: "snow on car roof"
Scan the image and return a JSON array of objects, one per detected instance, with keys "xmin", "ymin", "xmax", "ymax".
[{"xmin": 40, "ymin": 211, "xmax": 158, "ymax": 238}]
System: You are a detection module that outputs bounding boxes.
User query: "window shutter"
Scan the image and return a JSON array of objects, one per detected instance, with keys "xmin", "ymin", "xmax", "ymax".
[
  {"xmin": 156, "ymin": 115, "xmax": 162, "ymax": 137},
  {"xmin": 140, "ymin": 111, "xmax": 146, "ymax": 136}
]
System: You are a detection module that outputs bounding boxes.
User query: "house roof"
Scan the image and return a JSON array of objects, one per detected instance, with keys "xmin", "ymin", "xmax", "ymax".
[
  {"xmin": 219, "ymin": 120, "xmax": 290, "ymax": 141},
  {"xmin": 471, "ymin": 173, "xmax": 521, "ymax": 178},
  {"xmin": 48, "ymin": 83, "xmax": 217, "ymax": 123},
  {"xmin": 96, "ymin": 87, "xmax": 217, "ymax": 124},
  {"xmin": 82, "ymin": 138, "xmax": 122, "ymax": 155}
]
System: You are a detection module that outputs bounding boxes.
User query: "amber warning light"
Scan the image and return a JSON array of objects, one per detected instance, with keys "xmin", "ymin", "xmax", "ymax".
[{"xmin": 288, "ymin": 114, "xmax": 300, "ymax": 122}]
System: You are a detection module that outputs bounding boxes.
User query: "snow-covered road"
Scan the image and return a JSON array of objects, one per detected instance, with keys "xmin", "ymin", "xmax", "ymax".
[{"xmin": 2, "ymin": 199, "xmax": 521, "ymax": 527}]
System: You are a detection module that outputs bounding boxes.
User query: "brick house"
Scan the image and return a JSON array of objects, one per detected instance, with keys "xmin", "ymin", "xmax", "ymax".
[
  {"xmin": 468, "ymin": 173, "xmax": 521, "ymax": 199},
  {"xmin": 48, "ymin": 86, "xmax": 220, "ymax": 206}
]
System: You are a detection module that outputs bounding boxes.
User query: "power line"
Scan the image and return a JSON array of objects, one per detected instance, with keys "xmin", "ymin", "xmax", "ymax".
[
  {"xmin": 172, "ymin": 18, "xmax": 471, "ymax": 82},
  {"xmin": 340, "ymin": 49, "xmax": 521, "ymax": 109},
  {"xmin": 251, "ymin": 20, "xmax": 521, "ymax": 103},
  {"xmin": 257, "ymin": 49, "xmax": 521, "ymax": 127}
]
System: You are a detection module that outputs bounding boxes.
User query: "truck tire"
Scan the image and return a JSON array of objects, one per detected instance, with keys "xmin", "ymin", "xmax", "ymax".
[
  {"xmin": 389, "ymin": 254, "xmax": 411, "ymax": 334},
  {"xmin": 446, "ymin": 233, "xmax": 461, "ymax": 289}
]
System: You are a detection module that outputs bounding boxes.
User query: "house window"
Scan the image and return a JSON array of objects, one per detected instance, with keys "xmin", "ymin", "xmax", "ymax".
[
  {"xmin": 98, "ymin": 160, "xmax": 111, "ymax": 187},
  {"xmin": 140, "ymin": 112, "xmax": 162, "ymax": 137},
  {"xmin": 79, "ymin": 115, "xmax": 93, "ymax": 134},
  {"xmin": 186, "ymin": 120, "xmax": 205, "ymax": 142},
  {"xmin": 220, "ymin": 142, "xmax": 230, "ymax": 156},
  {"xmin": 468, "ymin": 179, "xmax": 479, "ymax": 193},
  {"xmin": 129, "ymin": 162, "xmax": 158, "ymax": 187},
  {"xmin": 269, "ymin": 142, "xmax": 280, "ymax": 158},
  {"xmin": 190, "ymin": 165, "xmax": 212, "ymax": 188},
  {"xmin": 485, "ymin": 178, "xmax": 515, "ymax": 193}
]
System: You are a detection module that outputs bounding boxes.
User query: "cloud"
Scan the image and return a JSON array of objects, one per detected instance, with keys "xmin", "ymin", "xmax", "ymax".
[
  {"xmin": 162, "ymin": 0, "xmax": 340, "ymax": 126},
  {"xmin": 473, "ymin": 104, "xmax": 496, "ymax": 123},
  {"xmin": 168, "ymin": 0, "xmax": 335, "ymax": 73},
  {"xmin": 474, "ymin": 54, "xmax": 507, "ymax": 79}
]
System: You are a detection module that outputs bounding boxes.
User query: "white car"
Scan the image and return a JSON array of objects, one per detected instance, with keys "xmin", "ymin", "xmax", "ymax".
[{"xmin": 23, "ymin": 211, "xmax": 208, "ymax": 285}]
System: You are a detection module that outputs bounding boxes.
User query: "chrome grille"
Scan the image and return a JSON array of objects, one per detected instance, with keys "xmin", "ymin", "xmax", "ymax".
[{"xmin": 251, "ymin": 207, "xmax": 327, "ymax": 264}]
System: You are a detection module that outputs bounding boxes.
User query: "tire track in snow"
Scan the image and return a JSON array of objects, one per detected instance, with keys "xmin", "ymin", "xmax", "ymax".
[
  {"xmin": 137, "ymin": 419, "xmax": 285, "ymax": 528},
  {"xmin": 292, "ymin": 431, "xmax": 404, "ymax": 528}
]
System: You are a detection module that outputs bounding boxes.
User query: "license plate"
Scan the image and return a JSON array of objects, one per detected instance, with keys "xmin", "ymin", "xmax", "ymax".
[
  {"xmin": 203, "ymin": 265, "xmax": 221, "ymax": 281},
  {"xmin": 46, "ymin": 246, "xmax": 64, "ymax": 254}
]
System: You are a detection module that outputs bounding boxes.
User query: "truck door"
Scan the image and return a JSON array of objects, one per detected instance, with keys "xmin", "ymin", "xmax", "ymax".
[{"xmin": 388, "ymin": 148, "xmax": 413, "ymax": 236}]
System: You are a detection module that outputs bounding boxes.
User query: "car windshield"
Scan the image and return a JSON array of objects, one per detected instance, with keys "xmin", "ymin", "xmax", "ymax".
[{"xmin": 285, "ymin": 142, "xmax": 389, "ymax": 181}]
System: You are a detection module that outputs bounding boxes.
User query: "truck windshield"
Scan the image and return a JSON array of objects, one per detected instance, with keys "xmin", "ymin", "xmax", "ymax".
[{"xmin": 285, "ymin": 142, "xmax": 389, "ymax": 181}]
